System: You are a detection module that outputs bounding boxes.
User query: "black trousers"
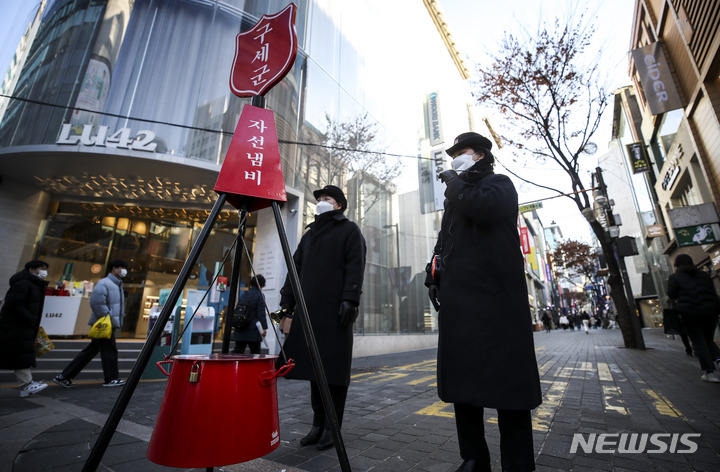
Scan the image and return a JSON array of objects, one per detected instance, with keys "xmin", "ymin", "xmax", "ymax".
[
  {"xmin": 454, "ymin": 403, "xmax": 535, "ymax": 472},
  {"xmin": 61, "ymin": 330, "xmax": 119, "ymax": 383},
  {"xmin": 310, "ymin": 381, "xmax": 348, "ymax": 428},
  {"xmin": 233, "ymin": 341, "xmax": 261, "ymax": 354},
  {"xmin": 683, "ymin": 313, "xmax": 720, "ymax": 372}
]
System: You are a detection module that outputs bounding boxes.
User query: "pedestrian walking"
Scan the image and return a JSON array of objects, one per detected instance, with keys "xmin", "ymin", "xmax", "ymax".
[
  {"xmin": 0, "ymin": 260, "xmax": 50, "ymax": 397},
  {"xmin": 232, "ymin": 274, "xmax": 268, "ymax": 354},
  {"xmin": 581, "ymin": 311, "xmax": 590, "ymax": 334},
  {"xmin": 559, "ymin": 314, "xmax": 569, "ymax": 330},
  {"xmin": 276, "ymin": 185, "xmax": 367, "ymax": 451},
  {"xmin": 426, "ymin": 132, "xmax": 542, "ymax": 472},
  {"xmin": 667, "ymin": 254, "xmax": 720, "ymax": 383},
  {"xmin": 53, "ymin": 260, "xmax": 129, "ymax": 388},
  {"xmin": 541, "ymin": 310, "xmax": 552, "ymax": 333}
]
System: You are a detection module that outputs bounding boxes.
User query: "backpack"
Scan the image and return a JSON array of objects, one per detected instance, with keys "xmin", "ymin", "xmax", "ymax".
[{"xmin": 232, "ymin": 293, "xmax": 251, "ymax": 330}]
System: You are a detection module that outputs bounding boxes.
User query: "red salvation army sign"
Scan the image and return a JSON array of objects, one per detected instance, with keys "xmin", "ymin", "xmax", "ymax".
[
  {"xmin": 230, "ymin": 3, "xmax": 298, "ymax": 97},
  {"xmin": 214, "ymin": 105, "xmax": 287, "ymax": 211}
]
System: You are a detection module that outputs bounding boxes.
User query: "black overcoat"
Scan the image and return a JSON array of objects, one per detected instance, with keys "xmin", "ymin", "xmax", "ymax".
[
  {"xmin": 0, "ymin": 270, "xmax": 48, "ymax": 370},
  {"xmin": 427, "ymin": 164, "xmax": 542, "ymax": 410},
  {"xmin": 667, "ymin": 269, "xmax": 720, "ymax": 316},
  {"xmin": 280, "ymin": 211, "xmax": 366, "ymax": 386},
  {"xmin": 232, "ymin": 287, "xmax": 268, "ymax": 343}
]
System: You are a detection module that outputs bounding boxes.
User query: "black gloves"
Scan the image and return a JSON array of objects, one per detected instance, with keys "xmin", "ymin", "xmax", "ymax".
[
  {"xmin": 338, "ymin": 300, "xmax": 359, "ymax": 328},
  {"xmin": 428, "ymin": 284, "xmax": 440, "ymax": 311},
  {"xmin": 438, "ymin": 170, "xmax": 458, "ymax": 184}
]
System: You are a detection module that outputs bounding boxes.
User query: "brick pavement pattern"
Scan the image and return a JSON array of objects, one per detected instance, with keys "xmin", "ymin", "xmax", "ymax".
[{"xmin": 1, "ymin": 328, "xmax": 719, "ymax": 471}]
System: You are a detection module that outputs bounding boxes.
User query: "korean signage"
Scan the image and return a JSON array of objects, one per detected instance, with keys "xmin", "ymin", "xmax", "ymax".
[
  {"xmin": 519, "ymin": 202, "xmax": 543, "ymax": 213},
  {"xmin": 425, "ymin": 92, "xmax": 444, "ymax": 147},
  {"xmin": 214, "ymin": 105, "xmax": 287, "ymax": 211},
  {"xmin": 229, "ymin": 3, "xmax": 298, "ymax": 97},
  {"xmin": 432, "ymin": 149, "xmax": 448, "ymax": 211},
  {"xmin": 646, "ymin": 224, "xmax": 665, "ymax": 238},
  {"xmin": 626, "ymin": 142, "xmax": 650, "ymax": 174},
  {"xmin": 631, "ymin": 42, "xmax": 684, "ymax": 115},
  {"xmin": 519, "ymin": 227, "xmax": 531, "ymax": 254}
]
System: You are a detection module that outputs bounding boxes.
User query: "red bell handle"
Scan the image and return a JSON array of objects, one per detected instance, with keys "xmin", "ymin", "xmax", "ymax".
[
  {"xmin": 259, "ymin": 359, "xmax": 295, "ymax": 386},
  {"xmin": 156, "ymin": 357, "xmax": 173, "ymax": 376}
]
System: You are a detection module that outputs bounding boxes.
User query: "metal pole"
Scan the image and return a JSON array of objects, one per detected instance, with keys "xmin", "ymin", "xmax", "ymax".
[
  {"xmin": 82, "ymin": 194, "xmax": 227, "ymax": 472},
  {"xmin": 222, "ymin": 208, "xmax": 248, "ymax": 353},
  {"xmin": 271, "ymin": 201, "xmax": 352, "ymax": 471}
]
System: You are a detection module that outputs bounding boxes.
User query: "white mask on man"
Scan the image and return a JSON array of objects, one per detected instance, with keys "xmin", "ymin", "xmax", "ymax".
[
  {"xmin": 316, "ymin": 201, "xmax": 334, "ymax": 215},
  {"xmin": 119, "ymin": 268, "xmax": 128, "ymax": 278},
  {"xmin": 451, "ymin": 153, "xmax": 476, "ymax": 173},
  {"xmin": 36, "ymin": 269, "xmax": 48, "ymax": 279}
]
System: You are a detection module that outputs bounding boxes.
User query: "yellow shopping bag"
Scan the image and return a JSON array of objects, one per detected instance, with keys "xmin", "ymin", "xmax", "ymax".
[
  {"xmin": 35, "ymin": 326, "xmax": 55, "ymax": 356},
  {"xmin": 88, "ymin": 315, "xmax": 112, "ymax": 339}
]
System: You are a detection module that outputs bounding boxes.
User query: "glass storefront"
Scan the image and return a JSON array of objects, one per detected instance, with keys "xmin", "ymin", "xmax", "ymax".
[{"xmin": 1, "ymin": 0, "xmax": 434, "ymax": 338}]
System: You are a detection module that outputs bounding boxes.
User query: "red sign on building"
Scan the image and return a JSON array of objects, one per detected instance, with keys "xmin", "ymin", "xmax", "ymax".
[
  {"xmin": 214, "ymin": 105, "xmax": 288, "ymax": 211},
  {"xmin": 229, "ymin": 3, "xmax": 298, "ymax": 97}
]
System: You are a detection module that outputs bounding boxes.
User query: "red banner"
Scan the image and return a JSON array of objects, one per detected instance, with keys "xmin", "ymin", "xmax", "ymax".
[
  {"xmin": 229, "ymin": 3, "xmax": 298, "ymax": 97},
  {"xmin": 214, "ymin": 105, "xmax": 287, "ymax": 211},
  {"xmin": 519, "ymin": 227, "xmax": 531, "ymax": 254}
]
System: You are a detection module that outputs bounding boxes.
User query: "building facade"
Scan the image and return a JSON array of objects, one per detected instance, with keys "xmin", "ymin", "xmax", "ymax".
[
  {"xmin": 627, "ymin": 0, "xmax": 720, "ymax": 290},
  {"xmin": 0, "ymin": 0, "xmax": 442, "ymax": 354}
]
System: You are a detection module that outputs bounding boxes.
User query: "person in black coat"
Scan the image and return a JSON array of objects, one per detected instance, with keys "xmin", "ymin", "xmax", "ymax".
[
  {"xmin": 232, "ymin": 275, "xmax": 268, "ymax": 354},
  {"xmin": 426, "ymin": 132, "xmax": 542, "ymax": 472},
  {"xmin": 0, "ymin": 260, "xmax": 50, "ymax": 397},
  {"xmin": 278, "ymin": 185, "xmax": 367, "ymax": 451},
  {"xmin": 667, "ymin": 254, "xmax": 720, "ymax": 382}
]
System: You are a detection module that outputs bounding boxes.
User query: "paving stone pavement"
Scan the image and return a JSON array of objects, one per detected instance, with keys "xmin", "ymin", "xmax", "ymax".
[{"xmin": 1, "ymin": 327, "xmax": 719, "ymax": 471}]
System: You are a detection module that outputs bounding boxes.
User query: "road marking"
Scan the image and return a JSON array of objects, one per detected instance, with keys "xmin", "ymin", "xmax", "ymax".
[
  {"xmin": 533, "ymin": 380, "xmax": 568, "ymax": 432},
  {"xmin": 602, "ymin": 385, "xmax": 628, "ymax": 415},
  {"xmin": 643, "ymin": 389, "xmax": 685, "ymax": 419},
  {"xmin": 369, "ymin": 373, "xmax": 410, "ymax": 383},
  {"xmin": 597, "ymin": 362, "xmax": 613, "ymax": 381},
  {"xmin": 408, "ymin": 375, "xmax": 436, "ymax": 385},
  {"xmin": 416, "ymin": 400, "xmax": 454, "ymax": 418},
  {"xmin": 351, "ymin": 372, "xmax": 379, "ymax": 380}
]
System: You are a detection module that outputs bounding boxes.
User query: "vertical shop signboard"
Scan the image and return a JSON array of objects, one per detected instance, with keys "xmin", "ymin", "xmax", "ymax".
[{"xmin": 626, "ymin": 142, "xmax": 650, "ymax": 174}]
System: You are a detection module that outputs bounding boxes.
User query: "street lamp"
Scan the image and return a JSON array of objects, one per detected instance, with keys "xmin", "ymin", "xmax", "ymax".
[{"xmin": 594, "ymin": 167, "xmax": 646, "ymax": 349}]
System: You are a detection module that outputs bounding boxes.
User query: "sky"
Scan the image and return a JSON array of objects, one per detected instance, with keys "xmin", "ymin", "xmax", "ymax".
[{"xmin": 0, "ymin": 0, "xmax": 637, "ymax": 243}]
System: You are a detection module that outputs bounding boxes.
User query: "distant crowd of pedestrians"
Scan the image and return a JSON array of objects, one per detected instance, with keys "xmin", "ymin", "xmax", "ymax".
[{"xmin": 539, "ymin": 308, "xmax": 613, "ymax": 333}]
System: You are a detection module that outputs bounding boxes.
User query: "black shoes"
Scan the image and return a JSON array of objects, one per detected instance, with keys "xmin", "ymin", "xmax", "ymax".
[
  {"xmin": 299, "ymin": 425, "xmax": 334, "ymax": 450},
  {"xmin": 315, "ymin": 429, "xmax": 334, "ymax": 450},
  {"xmin": 455, "ymin": 459, "xmax": 489, "ymax": 472},
  {"xmin": 299, "ymin": 425, "xmax": 323, "ymax": 446}
]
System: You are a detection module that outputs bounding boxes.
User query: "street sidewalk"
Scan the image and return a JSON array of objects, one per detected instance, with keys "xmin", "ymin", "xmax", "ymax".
[{"xmin": 1, "ymin": 327, "xmax": 719, "ymax": 471}]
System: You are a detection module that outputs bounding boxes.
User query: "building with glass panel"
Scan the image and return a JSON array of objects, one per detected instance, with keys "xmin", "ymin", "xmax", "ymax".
[{"xmin": 1, "ymin": 0, "xmax": 472, "ymax": 355}]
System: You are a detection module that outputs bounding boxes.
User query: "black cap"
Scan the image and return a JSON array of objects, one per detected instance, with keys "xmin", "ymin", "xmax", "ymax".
[
  {"xmin": 313, "ymin": 185, "xmax": 347, "ymax": 212},
  {"xmin": 109, "ymin": 260, "xmax": 129, "ymax": 269},
  {"xmin": 446, "ymin": 132, "xmax": 493, "ymax": 156}
]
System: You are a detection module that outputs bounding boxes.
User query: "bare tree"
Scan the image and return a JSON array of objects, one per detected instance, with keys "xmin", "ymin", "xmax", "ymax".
[
  {"xmin": 471, "ymin": 13, "xmax": 643, "ymax": 348},
  {"xmin": 319, "ymin": 113, "xmax": 401, "ymax": 222}
]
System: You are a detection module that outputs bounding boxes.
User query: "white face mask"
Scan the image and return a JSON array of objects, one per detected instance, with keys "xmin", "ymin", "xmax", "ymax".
[
  {"xmin": 451, "ymin": 153, "xmax": 476, "ymax": 173},
  {"xmin": 316, "ymin": 201, "xmax": 335, "ymax": 215},
  {"xmin": 119, "ymin": 268, "xmax": 128, "ymax": 278},
  {"xmin": 36, "ymin": 269, "xmax": 48, "ymax": 279}
]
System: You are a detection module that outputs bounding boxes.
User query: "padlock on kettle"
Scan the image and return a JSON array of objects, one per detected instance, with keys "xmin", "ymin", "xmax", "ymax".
[{"xmin": 188, "ymin": 363, "xmax": 200, "ymax": 383}]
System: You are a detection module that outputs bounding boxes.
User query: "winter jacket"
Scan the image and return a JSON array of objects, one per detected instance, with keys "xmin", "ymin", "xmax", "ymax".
[
  {"xmin": 279, "ymin": 210, "xmax": 367, "ymax": 386},
  {"xmin": 425, "ymin": 162, "xmax": 542, "ymax": 410},
  {"xmin": 0, "ymin": 270, "xmax": 48, "ymax": 370},
  {"xmin": 232, "ymin": 287, "xmax": 268, "ymax": 343},
  {"xmin": 89, "ymin": 274, "xmax": 125, "ymax": 328},
  {"xmin": 667, "ymin": 269, "xmax": 720, "ymax": 317}
]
